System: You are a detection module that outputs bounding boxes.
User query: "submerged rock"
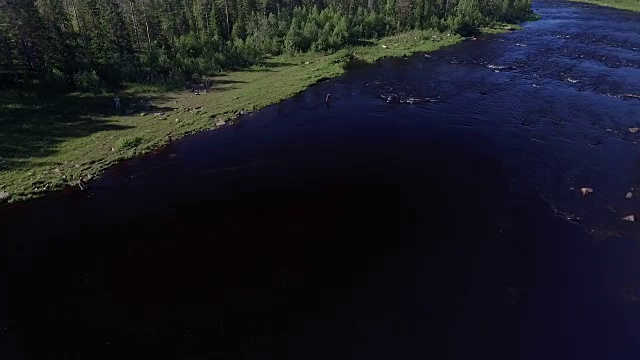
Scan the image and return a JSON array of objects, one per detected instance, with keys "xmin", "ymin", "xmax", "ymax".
[
  {"xmin": 623, "ymin": 215, "xmax": 635, "ymax": 222},
  {"xmin": 400, "ymin": 98, "xmax": 420, "ymax": 105},
  {"xmin": 626, "ymin": 192, "xmax": 634, "ymax": 199},
  {"xmin": 581, "ymin": 187, "xmax": 594, "ymax": 195}
]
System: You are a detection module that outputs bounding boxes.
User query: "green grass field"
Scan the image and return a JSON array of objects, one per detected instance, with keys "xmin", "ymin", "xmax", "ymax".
[
  {"xmin": 570, "ymin": 0, "xmax": 640, "ymax": 12},
  {"xmin": 0, "ymin": 27, "xmax": 525, "ymax": 203}
]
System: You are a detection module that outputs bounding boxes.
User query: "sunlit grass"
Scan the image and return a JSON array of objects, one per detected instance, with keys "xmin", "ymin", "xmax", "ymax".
[
  {"xmin": 0, "ymin": 26, "xmax": 516, "ymax": 203},
  {"xmin": 570, "ymin": 0, "xmax": 640, "ymax": 11}
]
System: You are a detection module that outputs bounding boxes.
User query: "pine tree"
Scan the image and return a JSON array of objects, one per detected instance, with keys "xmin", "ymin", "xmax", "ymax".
[
  {"xmin": 4, "ymin": 0, "xmax": 48, "ymax": 74},
  {"xmin": 0, "ymin": 0, "xmax": 533, "ymax": 90},
  {"xmin": 36, "ymin": 0, "xmax": 76, "ymax": 74}
]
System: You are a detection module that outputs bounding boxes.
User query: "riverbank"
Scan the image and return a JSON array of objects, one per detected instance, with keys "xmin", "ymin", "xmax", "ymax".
[
  {"xmin": 0, "ymin": 26, "xmax": 526, "ymax": 203},
  {"xmin": 570, "ymin": 0, "xmax": 640, "ymax": 11}
]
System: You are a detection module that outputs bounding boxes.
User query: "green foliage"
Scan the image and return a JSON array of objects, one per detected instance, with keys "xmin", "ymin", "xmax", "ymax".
[
  {"xmin": 285, "ymin": 18, "xmax": 307, "ymax": 52},
  {"xmin": 451, "ymin": 0, "xmax": 485, "ymax": 35},
  {"xmin": 231, "ymin": 21, "xmax": 247, "ymax": 40},
  {"xmin": 0, "ymin": 27, "xmax": 465, "ymax": 202},
  {"xmin": 115, "ymin": 136, "xmax": 144, "ymax": 151},
  {"xmin": 74, "ymin": 70, "xmax": 102, "ymax": 93},
  {"xmin": 0, "ymin": 0, "xmax": 534, "ymax": 91},
  {"xmin": 44, "ymin": 68, "xmax": 70, "ymax": 89}
]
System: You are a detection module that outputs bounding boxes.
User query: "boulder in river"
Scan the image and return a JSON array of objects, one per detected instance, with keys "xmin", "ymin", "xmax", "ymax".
[
  {"xmin": 626, "ymin": 192, "xmax": 633, "ymax": 199},
  {"xmin": 623, "ymin": 215, "xmax": 635, "ymax": 222},
  {"xmin": 0, "ymin": 191, "xmax": 9, "ymax": 200},
  {"xmin": 629, "ymin": 127, "xmax": 639, "ymax": 133},
  {"xmin": 216, "ymin": 120, "xmax": 226, "ymax": 126},
  {"xmin": 581, "ymin": 187, "xmax": 594, "ymax": 195},
  {"xmin": 401, "ymin": 98, "xmax": 420, "ymax": 105}
]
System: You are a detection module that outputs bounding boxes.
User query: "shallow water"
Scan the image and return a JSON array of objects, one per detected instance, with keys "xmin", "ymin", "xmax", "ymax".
[{"xmin": 3, "ymin": 1, "xmax": 640, "ymax": 359}]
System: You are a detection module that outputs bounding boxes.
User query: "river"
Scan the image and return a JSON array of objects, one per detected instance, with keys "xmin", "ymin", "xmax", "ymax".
[{"xmin": 3, "ymin": 1, "xmax": 640, "ymax": 359}]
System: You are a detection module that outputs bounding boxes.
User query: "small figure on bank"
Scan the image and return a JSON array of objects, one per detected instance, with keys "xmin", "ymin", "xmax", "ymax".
[
  {"xmin": 78, "ymin": 178, "xmax": 88, "ymax": 191},
  {"xmin": 114, "ymin": 95, "xmax": 121, "ymax": 110}
]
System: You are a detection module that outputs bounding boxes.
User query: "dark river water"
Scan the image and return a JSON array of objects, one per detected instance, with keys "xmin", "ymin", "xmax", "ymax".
[{"xmin": 3, "ymin": 1, "xmax": 640, "ymax": 359}]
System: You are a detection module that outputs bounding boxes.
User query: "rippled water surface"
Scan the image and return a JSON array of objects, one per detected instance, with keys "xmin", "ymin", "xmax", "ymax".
[{"xmin": 3, "ymin": 1, "xmax": 640, "ymax": 359}]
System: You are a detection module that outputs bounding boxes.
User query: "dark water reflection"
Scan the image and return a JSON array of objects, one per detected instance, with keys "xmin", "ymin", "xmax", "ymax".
[{"xmin": 3, "ymin": 1, "xmax": 640, "ymax": 359}]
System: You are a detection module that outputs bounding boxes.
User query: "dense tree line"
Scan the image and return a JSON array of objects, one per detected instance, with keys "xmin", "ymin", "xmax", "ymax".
[{"xmin": 0, "ymin": 0, "xmax": 532, "ymax": 91}]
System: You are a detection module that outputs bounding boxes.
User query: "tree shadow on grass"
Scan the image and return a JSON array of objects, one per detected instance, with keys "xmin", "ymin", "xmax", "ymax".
[
  {"xmin": 229, "ymin": 60, "xmax": 299, "ymax": 73},
  {"xmin": 0, "ymin": 92, "xmax": 173, "ymax": 171},
  {"xmin": 186, "ymin": 78, "xmax": 247, "ymax": 93},
  {"xmin": 260, "ymin": 61, "xmax": 298, "ymax": 68},
  {"xmin": 231, "ymin": 66, "xmax": 276, "ymax": 73},
  {"xmin": 351, "ymin": 39, "xmax": 376, "ymax": 47}
]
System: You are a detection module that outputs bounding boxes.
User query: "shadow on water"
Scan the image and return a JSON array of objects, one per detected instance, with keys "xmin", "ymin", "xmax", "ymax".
[
  {"xmin": 4, "ymin": 133, "xmax": 639, "ymax": 359},
  {"xmin": 0, "ymin": 144, "xmax": 528, "ymax": 358},
  {"xmin": 3, "ymin": 1, "xmax": 640, "ymax": 359},
  {"xmin": 343, "ymin": 58, "xmax": 372, "ymax": 71}
]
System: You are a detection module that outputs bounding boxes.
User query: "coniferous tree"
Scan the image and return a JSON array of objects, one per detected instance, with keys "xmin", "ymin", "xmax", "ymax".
[{"xmin": 0, "ymin": 0, "xmax": 534, "ymax": 89}]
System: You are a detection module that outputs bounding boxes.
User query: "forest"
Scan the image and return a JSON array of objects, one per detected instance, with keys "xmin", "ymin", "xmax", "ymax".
[{"xmin": 1, "ymin": 0, "xmax": 533, "ymax": 92}]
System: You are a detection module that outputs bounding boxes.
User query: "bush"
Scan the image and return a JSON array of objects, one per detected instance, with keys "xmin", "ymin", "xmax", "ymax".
[
  {"xmin": 285, "ymin": 20, "xmax": 307, "ymax": 53},
  {"xmin": 115, "ymin": 136, "xmax": 144, "ymax": 151},
  {"xmin": 453, "ymin": 0, "xmax": 487, "ymax": 35},
  {"xmin": 331, "ymin": 17, "xmax": 349, "ymax": 49},
  {"xmin": 231, "ymin": 22, "xmax": 247, "ymax": 41},
  {"xmin": 74, "ymin": 70, "xmax": 102, "ymax": 93},
  {"xmin": 44, "ymin": 68, "xmax": 70, "ymax": 90}
]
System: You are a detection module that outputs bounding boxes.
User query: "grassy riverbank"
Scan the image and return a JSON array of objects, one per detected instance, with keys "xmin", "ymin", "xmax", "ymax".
[
  {"xmin": 0, "ymin": 26, "xmax": 527, "ymax": 203},
  {"xmin": 570, "ymin": 0, "xmax": 640, "ymax": 11}
]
